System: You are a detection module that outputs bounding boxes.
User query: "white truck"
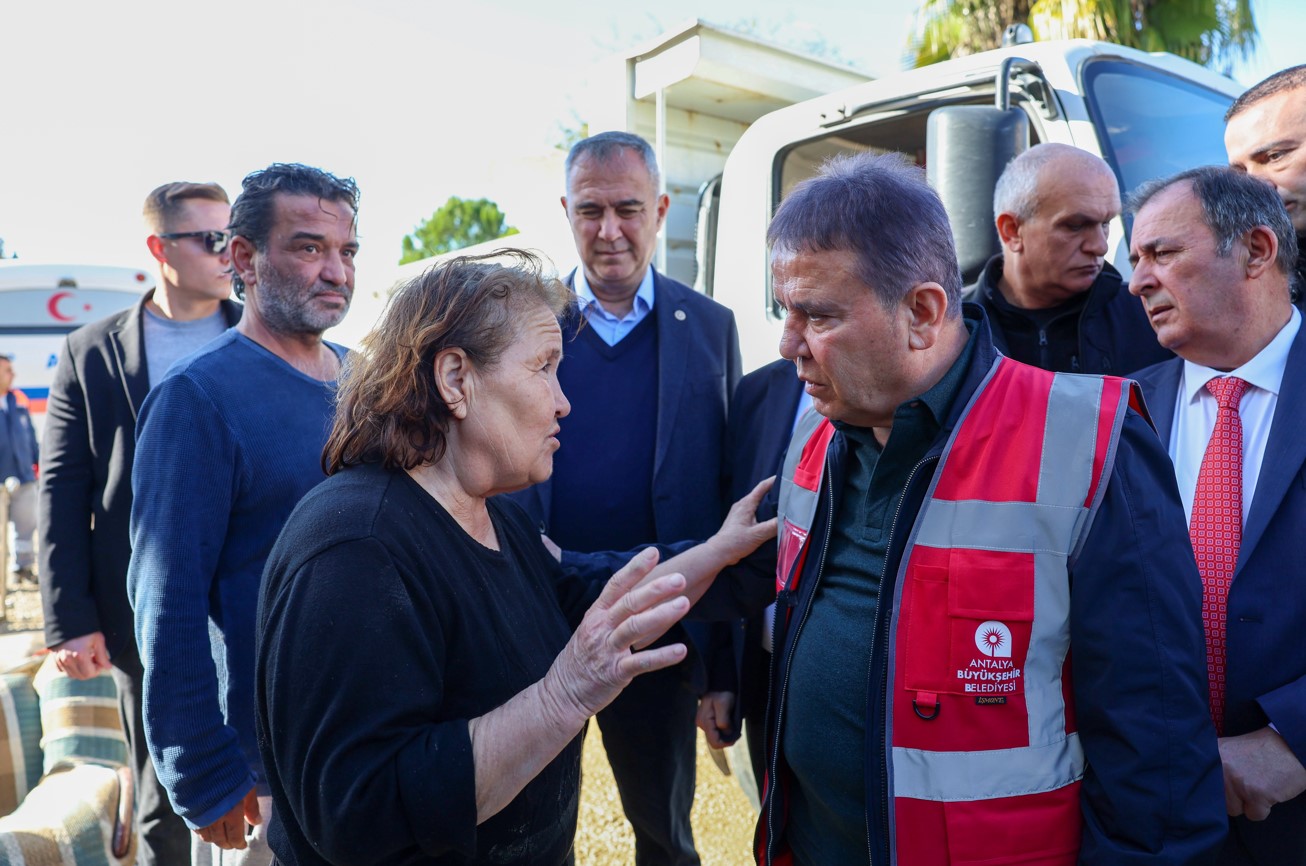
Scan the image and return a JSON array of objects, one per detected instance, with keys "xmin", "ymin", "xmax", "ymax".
[
  {"xmin": 0, "ymin": 262, "xmax": 154, "ymax": 429},
  {"xmin": 702, "ymin": 38, "xmax": 1243, "ymax": 370}
]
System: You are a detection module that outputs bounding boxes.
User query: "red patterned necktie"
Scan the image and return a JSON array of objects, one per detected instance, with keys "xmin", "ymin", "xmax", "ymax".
[{"xmin": 1189, "ymin": 375, "xmax": 1249, "ymax": 735}]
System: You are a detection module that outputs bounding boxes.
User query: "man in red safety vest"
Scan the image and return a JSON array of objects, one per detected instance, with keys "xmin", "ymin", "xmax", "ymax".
[{"xmin": 754, "ymin": 151, "xmax": 1227, "ymax": 865}]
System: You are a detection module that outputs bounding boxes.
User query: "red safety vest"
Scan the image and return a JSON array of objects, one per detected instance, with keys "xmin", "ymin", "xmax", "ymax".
[{"xmin": 766, "ymin": 356, "xmax": 1142, "ymax": 865}]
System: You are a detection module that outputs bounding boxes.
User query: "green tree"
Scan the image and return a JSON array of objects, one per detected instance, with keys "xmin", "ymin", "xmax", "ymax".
[
  {"xmin": 909, "ymin": 0, "xmax": 1256, "ymax": 72},
  {"xmin": 400, "ymin": 196, "xmax": 520, "ymax": 265}
]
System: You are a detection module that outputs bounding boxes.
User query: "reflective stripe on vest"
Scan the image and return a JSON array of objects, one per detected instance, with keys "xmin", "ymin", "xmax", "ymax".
[
  {"xmin": 775, "ymin": 408, "xmax": 830, "ymax": 596},
  {"xmin": 770, "ymin": 356, "xmax": 1137, "ymax": 865}
]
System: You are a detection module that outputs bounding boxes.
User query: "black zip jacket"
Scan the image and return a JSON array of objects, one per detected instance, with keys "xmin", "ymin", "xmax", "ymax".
[{"xmin": 964, "ymin": 256, "xmax": 1171, "ymax": 375}]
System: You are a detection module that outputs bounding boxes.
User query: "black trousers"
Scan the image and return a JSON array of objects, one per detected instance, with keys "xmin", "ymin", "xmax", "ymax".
[
  {"xmin": 595, "ymin": 661, "xmax": 701, "ymax": 866},
  {"xmin": 112, "ymin": 643, "xmax": 192, "ymax": 866}
]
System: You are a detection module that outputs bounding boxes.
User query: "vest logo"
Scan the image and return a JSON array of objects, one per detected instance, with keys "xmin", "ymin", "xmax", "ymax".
[{"xmin": 975, "ymin": 621, "xmax": 1013, "ymax": 658}]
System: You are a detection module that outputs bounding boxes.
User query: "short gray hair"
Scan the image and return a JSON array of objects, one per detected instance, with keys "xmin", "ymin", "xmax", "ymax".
[
  {"xmin": 565, "ymin": 131, "xmax": 660, "ymax": 190},
  {"xmin": 1128, "ymin": 165, "xmax": 1299, "ymax": 287},
  {"xmin": 992, "ymin": 144, "xmax": 1116, "ymax": 221},
  {"xmin": 768, "ymin": 152, "xmax": 962, "ymax": 315}
]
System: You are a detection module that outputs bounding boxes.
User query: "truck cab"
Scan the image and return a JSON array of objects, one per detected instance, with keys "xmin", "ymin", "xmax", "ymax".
[{"xmin": 707, "ymin": 40, "xmax": 1243, "ymax": 371}]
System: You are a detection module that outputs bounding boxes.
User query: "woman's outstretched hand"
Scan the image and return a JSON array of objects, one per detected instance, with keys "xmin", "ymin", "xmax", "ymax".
[{"xmin": 542, "ymin": 547, "xmax": 691, "ymax": 723}]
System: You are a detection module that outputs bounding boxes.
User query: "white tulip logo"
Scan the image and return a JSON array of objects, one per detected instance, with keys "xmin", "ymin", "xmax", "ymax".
[{"xmin": 975, "ymin": 621, "xmax": 1012, "ymax": 658}]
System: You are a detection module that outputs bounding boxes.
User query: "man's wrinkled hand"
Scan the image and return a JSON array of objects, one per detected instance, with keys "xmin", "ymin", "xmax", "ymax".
[
  {"xmin": 696, "ymin": 691, "xmax": 737, "ymax": 749},
  {"xmin": 195, "ymin": 787, "xmax": 261, "ymax": 850},
  {"xmin": 51, "ymin": 632, "xmax": 112, "ymax": 679},
  {"xmin": 1220, "ymin": 726, "xmax": 1306, "ymax": 821}
]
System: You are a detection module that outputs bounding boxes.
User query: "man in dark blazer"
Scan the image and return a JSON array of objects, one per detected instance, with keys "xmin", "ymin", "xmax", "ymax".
[
  {"xmin": 39, "ymin": 181, "xmax": 241, "ymax": 866},
  {"xmin": 697, "ymin": 358, "xmax": 805, "ymax": 796},
  {"xmin": 1129, "ymin": 165, "xmax": 1306, "ymax": 864},
  {"xmin": 508, "ymin": 131, "xmax": 740, "ymax": 866}
]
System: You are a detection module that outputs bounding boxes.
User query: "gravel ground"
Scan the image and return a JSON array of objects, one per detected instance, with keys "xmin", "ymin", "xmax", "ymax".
[
  {"xmin": 2, "ymin": 577, "xmax": 761, "ymax": 863},
  {"xmin": 576, "ymin": 719, "xmax": 759, "ymax": 865},
  {"xmin": 1, "ymin": 578, "xmax": 43, "ymax": 635}
]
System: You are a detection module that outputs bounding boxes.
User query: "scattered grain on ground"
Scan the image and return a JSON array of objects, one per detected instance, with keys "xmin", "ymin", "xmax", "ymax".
[{"xmin": 575, "ymin": 718, "xmax": 758, "ymax": 865}]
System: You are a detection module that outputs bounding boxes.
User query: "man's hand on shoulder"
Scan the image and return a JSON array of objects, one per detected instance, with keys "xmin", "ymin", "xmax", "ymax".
[
  {"xmin": 51, "ymin": 632, "xmax": 111, "ymax": 679},
  {"xmin": 1220, "ymin": 726, "xmax": 1306, "ymax": 821},
  {"xmin": 196, "ymin": 787, "xmax": 261, "ymax": 850}
]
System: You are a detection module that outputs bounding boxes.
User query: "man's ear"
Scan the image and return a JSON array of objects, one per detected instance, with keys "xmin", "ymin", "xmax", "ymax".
[
  {"xmin": 230, "ymin": 235, "xmax": 258, "ymax": 295},
  {"xmin": 146, "ymin": 235, "xmax": 167, "ymax": 265},
  {"xmin": 560, "ymin": 195, "xmax": 569, "ymax": 217},
  {"xmin": 433, "ymin": 348, "xmax": 473, "ymax": 420},
  {"xmin": 996, "ymin": 212, "xmax": 1023, "ymax": 252},
  {"xmin": 1241, "ymin": 225, "xmax": 1279, "ymax": 280},
  {"xmin": 904, "ymin": 282, "xmax": 951, "ymax": 350},
  {"xmin": 655, "ymin": 193, "xmax": 670, "ymax": 231}
]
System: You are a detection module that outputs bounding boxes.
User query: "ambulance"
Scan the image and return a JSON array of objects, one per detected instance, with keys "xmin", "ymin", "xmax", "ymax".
[{"xmin": 0, "ymin": 263, "xmax": 154, "ymax": 431}]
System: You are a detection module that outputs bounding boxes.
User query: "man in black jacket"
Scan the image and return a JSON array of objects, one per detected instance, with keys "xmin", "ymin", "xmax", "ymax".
[
  {"xmin": 963, "ymin": 143, "xmax": 1169, "ymax": 375},
  {"xmin": 39, "ymin": 181, "xmax": 242, "ymax": 866}
]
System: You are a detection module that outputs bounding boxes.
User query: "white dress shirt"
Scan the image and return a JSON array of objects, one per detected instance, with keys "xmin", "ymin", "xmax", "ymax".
[
  {"xmin": 574, "ymin": 266, "xmax": 655, "ymax": 346},
  {"xmin": 1168, "ymin": 308, "xmax": 1301, "ymax": 524}
]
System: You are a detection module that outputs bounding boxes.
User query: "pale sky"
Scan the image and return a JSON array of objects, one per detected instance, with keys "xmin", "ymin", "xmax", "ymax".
[{"xmin": 1, "ymin": 0, "xmax": 1302, "ymax": 302}]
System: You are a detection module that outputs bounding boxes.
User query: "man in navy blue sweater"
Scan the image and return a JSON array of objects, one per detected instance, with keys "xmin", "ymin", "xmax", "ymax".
[
  {"xmin": 128, "ymin": 163, "xmax": 359, "ymax": 865},
  {"xmin": 509, "ymin": 131, "xmax": 740, "ymax": 866}
]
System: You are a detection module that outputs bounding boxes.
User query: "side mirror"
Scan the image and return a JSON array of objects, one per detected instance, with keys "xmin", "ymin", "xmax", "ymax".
[{"xmin": 927, "ymin": 106, "xmax": 1030, "ymax": 286}]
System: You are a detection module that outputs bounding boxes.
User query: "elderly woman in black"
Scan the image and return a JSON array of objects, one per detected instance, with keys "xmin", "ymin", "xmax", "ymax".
[{"xmin": 255, "ymin": 251, "xmax": 772, "ymax": 866}]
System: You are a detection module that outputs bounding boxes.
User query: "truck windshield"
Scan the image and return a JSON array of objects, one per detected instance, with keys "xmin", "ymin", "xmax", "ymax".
[{"xmin": 1084, "ymin": 58, "xmax": 1234, "ymax": 208}]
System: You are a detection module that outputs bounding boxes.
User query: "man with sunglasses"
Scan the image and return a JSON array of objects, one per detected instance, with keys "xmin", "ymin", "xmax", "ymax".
[{"xmin": 39, "ymin": 181, "xmax": 242, "ymax": 866}]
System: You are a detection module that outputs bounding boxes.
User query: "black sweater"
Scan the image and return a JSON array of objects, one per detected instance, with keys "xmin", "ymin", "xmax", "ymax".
[{"xmin": 256, "ymin": 463, "xmax": 601, "ymax": 866}]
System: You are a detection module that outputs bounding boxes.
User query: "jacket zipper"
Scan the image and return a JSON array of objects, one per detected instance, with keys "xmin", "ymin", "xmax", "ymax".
[
  {"xmin": 765, "ymin": 454, "xmax": 836, "ymax": 866},
  {"xmin": 866, "ymin": 454, "xmax": 938, "ymax": 866}
]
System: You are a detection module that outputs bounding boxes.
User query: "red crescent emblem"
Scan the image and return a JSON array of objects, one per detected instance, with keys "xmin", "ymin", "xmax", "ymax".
[{"xmin": 47, "ymin": 291, "xmax": 75, "ymax": 322}]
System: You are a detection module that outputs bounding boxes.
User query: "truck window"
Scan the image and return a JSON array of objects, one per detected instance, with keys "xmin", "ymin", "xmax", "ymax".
[
  {"xmin": 778, "ymin": 112, "xmax": 931, "ymax": 201},
  {"xmin": 776, "ymin": 94, "xmax": 1041, "ymax": 199},
  {"xmin": 1084, "ymin": 58, "xmax": 1233, "ymax": 206},
  {"xmin": 771, "ymin": 94, "xmax": 1042, "ymax": 315},
  {"xmin": 694, "ymin": 174, "xmax": 722, "ymax": 298}
]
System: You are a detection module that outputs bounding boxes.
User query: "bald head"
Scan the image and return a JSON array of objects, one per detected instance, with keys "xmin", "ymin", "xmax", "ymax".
[
  {"xmin": 993, "ymin": 144, "xmax": 1122, "ymax": 309},
  {"xmin": 993, "ymin": 144, "xmax": 1117, "ymax": 222}
]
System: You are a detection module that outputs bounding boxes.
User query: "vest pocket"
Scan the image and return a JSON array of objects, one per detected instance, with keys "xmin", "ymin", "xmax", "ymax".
[
  {"xmin": 940, "ymin": 784, "xmax": 1082, "ymax": 865},
  {"xmin": 901, "ymin": 548, "xmax": 1034, "ymax": 699},
  {"xmin": 947, "ymin": 549, "xmax": 1034, "ymax": 701}
]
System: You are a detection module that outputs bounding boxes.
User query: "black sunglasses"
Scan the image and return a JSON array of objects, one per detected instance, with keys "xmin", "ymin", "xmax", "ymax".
[{"xmin": 158, "ymin": 230, "xmax": 231, "ymax": 255}]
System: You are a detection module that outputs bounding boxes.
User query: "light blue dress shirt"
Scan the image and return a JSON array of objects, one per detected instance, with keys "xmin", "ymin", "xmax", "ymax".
[{"xmin": 574, "ymin": 266, "xmax": 656, "ymax": 346}]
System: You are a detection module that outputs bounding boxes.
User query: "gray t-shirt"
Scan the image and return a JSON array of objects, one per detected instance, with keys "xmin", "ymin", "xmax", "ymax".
[{"xmin": 143, "ymin": 305, "xmax": 229, "ymax": 389}]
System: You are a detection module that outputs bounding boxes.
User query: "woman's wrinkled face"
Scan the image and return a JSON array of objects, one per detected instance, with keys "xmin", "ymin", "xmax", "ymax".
[{"xmin": 464, "ymin": 302, "xmax": 570, "ymax": 494}]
